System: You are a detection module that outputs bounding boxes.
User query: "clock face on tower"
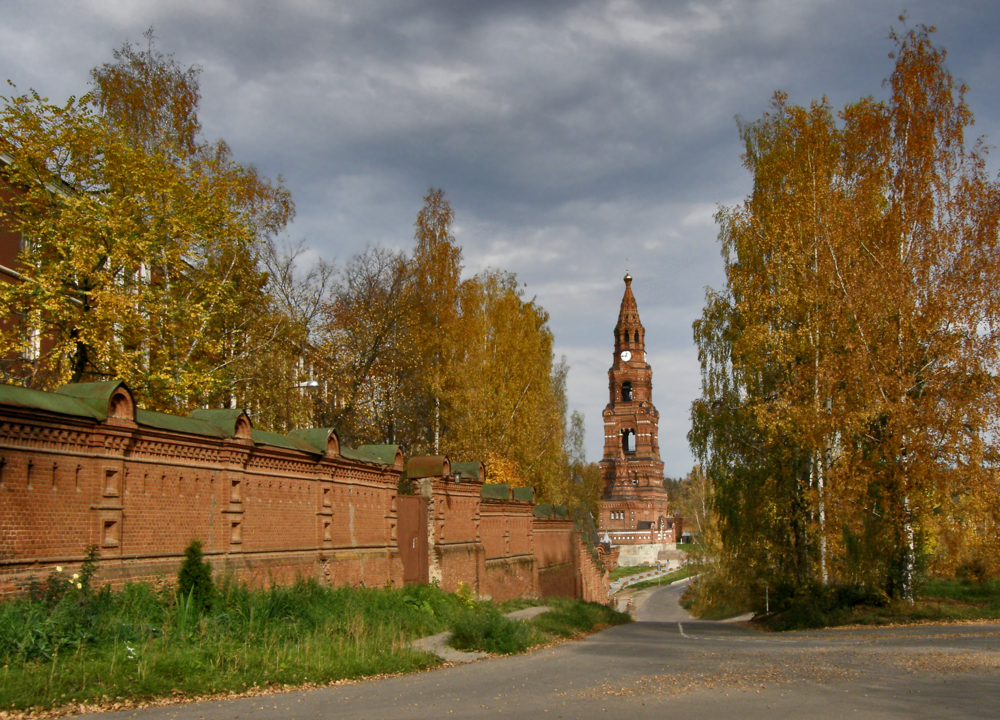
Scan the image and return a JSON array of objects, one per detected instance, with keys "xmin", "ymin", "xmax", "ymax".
[{"xmin": 620, "ymin": 350, "xmax": 632, "ymax": 362}]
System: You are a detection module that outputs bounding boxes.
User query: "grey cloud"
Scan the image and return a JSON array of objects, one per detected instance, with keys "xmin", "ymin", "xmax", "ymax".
[{"xmin": 2, "ymin": 0, "xmax": 999, "ymax": 473}]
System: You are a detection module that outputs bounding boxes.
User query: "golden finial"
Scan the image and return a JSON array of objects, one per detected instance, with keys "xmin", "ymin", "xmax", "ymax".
[{"xmin": 624, "ymin": 271, "xmax": 632, "ymax": 284}]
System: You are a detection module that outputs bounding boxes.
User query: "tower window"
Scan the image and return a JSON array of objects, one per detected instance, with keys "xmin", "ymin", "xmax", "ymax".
[
  {"xmin": 622, "ymin": 428, "xmax": 636, "ymax": 454},
  {"xmin": 634, "ymin": 330, "xmax": 640, "ymax": 343},
  {"xmin": 621, "ymin": 382, "xmax": 633, "ymax": 401}
]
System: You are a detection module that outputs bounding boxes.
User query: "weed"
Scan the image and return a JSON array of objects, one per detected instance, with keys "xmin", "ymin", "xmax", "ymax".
[{"xmin": 454, "ymin": 582, "xmax": 475, "ymax": 609}]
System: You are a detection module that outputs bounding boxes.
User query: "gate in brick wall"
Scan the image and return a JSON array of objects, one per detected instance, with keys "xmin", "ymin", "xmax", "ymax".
[{"xmin": 397, "ymin": 494, "xmax": 429, "ymax": 585}]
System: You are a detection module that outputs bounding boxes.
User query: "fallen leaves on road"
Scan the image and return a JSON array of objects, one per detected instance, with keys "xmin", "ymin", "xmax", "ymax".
[{"xmin": 581, "ymin": 645, "xmax": 1000, "ymax": 701}]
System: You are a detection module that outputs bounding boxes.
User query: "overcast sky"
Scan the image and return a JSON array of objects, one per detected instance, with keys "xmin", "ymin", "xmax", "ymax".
[{"xmin": 2, "ymin": 0, "xmax": 999, "ymax": 475}]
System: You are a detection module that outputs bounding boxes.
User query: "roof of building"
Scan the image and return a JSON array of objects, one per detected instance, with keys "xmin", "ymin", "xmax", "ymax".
[{"xmin": 615, "ymin": 272, "xmax": 643, "ymax": 333}]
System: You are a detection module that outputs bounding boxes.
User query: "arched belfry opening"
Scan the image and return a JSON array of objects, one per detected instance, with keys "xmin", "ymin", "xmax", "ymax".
[
  {"xmin": 621, "ymin": 381, "xmax": 633, "ymax": 402},
  {"xmin": 621, "ymin": 428, "xmax": 636, "ymax": 454}
]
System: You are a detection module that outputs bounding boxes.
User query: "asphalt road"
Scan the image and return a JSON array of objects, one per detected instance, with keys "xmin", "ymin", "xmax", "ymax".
[{"xmin": 96, "ymin": 580, "xmax": 1000, "ymax": 720}]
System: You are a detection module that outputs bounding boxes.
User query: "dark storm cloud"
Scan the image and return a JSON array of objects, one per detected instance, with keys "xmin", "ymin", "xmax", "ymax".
[{"xmin": 2, "ymin": 0, "xmax": 1000, "ymax": 473}]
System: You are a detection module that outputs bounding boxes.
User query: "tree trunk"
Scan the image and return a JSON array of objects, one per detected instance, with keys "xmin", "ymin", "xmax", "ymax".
[{"xmin": 900, "ymin": 493, "xmax": 915, "ymax": 603}]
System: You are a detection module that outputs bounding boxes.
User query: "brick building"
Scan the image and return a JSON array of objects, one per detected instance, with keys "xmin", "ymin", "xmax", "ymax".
[{"xmin": 598, "ymin": 272, "xmax": 681, "ymax": 566}]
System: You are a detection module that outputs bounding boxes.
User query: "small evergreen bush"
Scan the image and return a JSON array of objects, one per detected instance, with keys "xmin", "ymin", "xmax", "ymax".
[{"xmin": 177, "ymin": 539, "xmax": 214, "ymax": 613}]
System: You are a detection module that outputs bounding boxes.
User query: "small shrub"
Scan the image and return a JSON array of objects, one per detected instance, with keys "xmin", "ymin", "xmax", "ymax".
[
  {"xmin": 450, "ymin": 609, "xmax": 539, "ymax": 654},
  {"xmin": 454, "ymin": 582, "xmax": 475, "ymax": 609},
  {"xmin": 177, "ymin": 540, "xmax": 214, "ymax": 613}
]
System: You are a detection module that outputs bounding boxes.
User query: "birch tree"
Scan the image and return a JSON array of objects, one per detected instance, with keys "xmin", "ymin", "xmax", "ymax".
[{"xmin": 692, "ymin": 22, "xmax": 1000, "ymax": 603}]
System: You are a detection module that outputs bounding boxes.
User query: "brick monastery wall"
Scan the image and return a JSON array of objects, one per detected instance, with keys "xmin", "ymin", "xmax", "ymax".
[
  {"xmin": 533, "ymin": 519, "xmax": 579, "ymax": 598},
  {"xmin": 480, "ymin": 499, "xmax": 536, "ymax": 602},
  {"xmin": 0, "ymin": 385, "xmax": 609, "ymax": 604},
  {"xmin": 0, "ymin": 402, "xmax": 403, "ymax": 595}
]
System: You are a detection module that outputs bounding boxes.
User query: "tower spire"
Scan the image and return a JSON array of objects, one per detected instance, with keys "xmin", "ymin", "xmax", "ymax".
[{"xmin": 614, "ymin": 271, "xmax": 644, "ymax": 355}]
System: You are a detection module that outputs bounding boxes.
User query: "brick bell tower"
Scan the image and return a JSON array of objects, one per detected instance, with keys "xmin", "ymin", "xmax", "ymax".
[{"xmin": 598, "ymin": 272, "xmax": 678, "ymax": 563}]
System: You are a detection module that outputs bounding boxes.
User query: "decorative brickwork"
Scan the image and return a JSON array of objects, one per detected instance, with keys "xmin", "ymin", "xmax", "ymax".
[{"xmin": 0, "ymin": 381, "xmax": 609, "ymax": 604}]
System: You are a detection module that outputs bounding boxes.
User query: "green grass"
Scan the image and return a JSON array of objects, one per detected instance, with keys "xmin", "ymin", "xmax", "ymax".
[
  {"xmin": 450, "ymin": 598, "xmax": 631, "ymax": 654},
  {"xmin": 450, "ymin": 609, "xmax": 543, "ymax": 654},
  {"xmin": 0, "ymin": 577, "xmax": 632, "ymax": 713},
  {"xmin": 620, "ymin": 566, "xmax": 694, "ymax": 592},
  {"xmin": 920, "ymin": 577, "xmax": 1000, "ymax": 608},
  {"xmin": 0, "ymin": 578, "xmax": 475, "ymax": 713},
  {"xmin": 758, "ymin": 578, "xmax": 1000, "ymax": 631},
  {"xmin": 609, "ymin": 565, "xmax": 655, "ymax": 581},
  {"xmin": 527, "ymin": 598, "xmax": 631, "ymax": 638}
]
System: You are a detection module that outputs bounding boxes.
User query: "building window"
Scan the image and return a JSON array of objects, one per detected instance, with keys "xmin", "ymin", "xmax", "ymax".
[
  {"xmin": 621, "ymin": 382, "xmax": 633, "ymax": 401},
  {"xmin": 634, "ymin": 330, "xmax": 640, "ymax": 343}
]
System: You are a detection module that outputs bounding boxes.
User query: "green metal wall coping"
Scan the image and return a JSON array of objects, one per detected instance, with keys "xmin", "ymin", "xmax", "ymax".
[
  {"xmin": 0, "ymin": 383, "xmax": 103, "ymax": 420},
  {"xmin": 250, "ymin": 429, "xmax": 323, "ymax": 454},
  {"xmin": 55, "ymin": 381, "xmax": 126, "ymax": 418},
  {"xmin": 135, "ymin": 409, "xmax": 228, "ymax": 438},
  {"xmin": 451, "ymin": 461, "xmax": 485, "ymax": 481},
  {"xmin": 340, "ymin": 447, "xmax": 385, "ymax": 465},
  {"xmin": 532, "ymin": 503, "xmax": 568, "ymax": 519},
  {"xmin": 0, "ymin": 382, "xmax": 407, "ymax": 472},
  {"xmin": 481, "ymin": 483, "xmax": 511, "ymax": 500},
  {"xmin": 358, "ymin": 444, "xmax": 401, "ymax": 466},
  {"xmin": 187, "ymin": 408, "xmax": 250, "ymax": 437},
  {"xmin": 511, "ymin": 486, "xmax": 535, "ymax": 503},
  {"xmin": 287, "ymin": 427, "xmax": 339, "ymax": 454},
  {"xmin": 406, "ymin": 456, "xmax": 450, "ymax": 479}
]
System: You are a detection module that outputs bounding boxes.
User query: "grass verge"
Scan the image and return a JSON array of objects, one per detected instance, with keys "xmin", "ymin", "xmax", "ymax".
[
  {"xmin": 528, "ymin": 598, "xmax": 630, "ymax": 638},
  {"xmin": 450, "ymin": 598, "xmax": 631, "ymax": 654},
  {"xmin": 760, "ymin": 578, "xmax": 1000, "ymax": 630},
  {"xmin": 0, "ymin": 578, "xmax": 476, "ymax": 713},
  {"xmin": 622, "ymin": 566, "xmax": 694, "ymax": 592},
  {"xmin": 0, "ymin": 577, "xmax": 631, "ymax": 714}
]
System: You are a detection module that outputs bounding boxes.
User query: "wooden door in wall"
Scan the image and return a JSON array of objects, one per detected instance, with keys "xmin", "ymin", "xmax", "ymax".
[{"xmin": 397, "ymin": 494, "xmax": 429, "ymax": 584}]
